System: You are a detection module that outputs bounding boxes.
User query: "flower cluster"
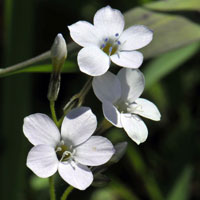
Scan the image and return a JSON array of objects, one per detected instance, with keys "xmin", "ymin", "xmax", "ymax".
[{"xmin": 23, "ymin": 5, "xmax": 160, "ymax": 193}]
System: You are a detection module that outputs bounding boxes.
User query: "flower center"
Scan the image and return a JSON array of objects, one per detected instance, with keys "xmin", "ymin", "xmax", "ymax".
[
  {"xmin": 100, "ymin": 33, "xmax": 121, "ymax": 56},
  {"xmin": 114, "ymin": 100, "xmax": 129, "ymax": 113},
  {"xmin": 56, "ymin": 141, "xmax": 73, "ymax": 162}
]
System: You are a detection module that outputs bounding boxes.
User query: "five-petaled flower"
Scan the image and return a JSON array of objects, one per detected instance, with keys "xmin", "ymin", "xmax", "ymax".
[
  {"xmin": 68, "ymin": 5, "xmax": 153, "ymax": 76},
  {"xmin": 23, "ymin": 107, "xmax": 115, "ymax": 190},
  {"xmin": 92, "ymin": 68, "xmax": 161, "ymax": 144}
]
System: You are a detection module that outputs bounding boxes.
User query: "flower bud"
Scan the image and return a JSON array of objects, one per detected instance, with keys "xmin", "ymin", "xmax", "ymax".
[
  {"xmin": 48, "ymin": 34, "xmax": 67, "ymax": 101},
  {"xmin": 109, "ymin": 141, "xmax": 128, "ymax": 163},
  {"xmin": 92, "ymin": 173, "xmax": 110, "ymax": 187},
  {"xmin": 51, "ymin": 33, "xmax": 67, "ymax": 73},
  {"xmin": 47, "ymin": 73, "xmax": 61, "ymax": 101}
]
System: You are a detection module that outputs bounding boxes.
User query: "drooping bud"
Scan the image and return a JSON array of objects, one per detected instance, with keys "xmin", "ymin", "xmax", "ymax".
[
  {"xmin": 48, "ymin": 33, "xmax": 67, "ymax": 102},
  {"xmin": 109, "ymin": 141, "xmax": 128, "ymax": 163},
  {"xmin": 92, "ymin": 173, "xmax": 110, "ymax": 187}
]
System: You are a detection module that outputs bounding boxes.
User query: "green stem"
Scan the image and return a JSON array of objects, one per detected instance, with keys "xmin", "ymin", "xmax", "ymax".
[
  {"xmin": 0, "ymin": 42, "xmax": 79, "ymax": 77},
  {"xmin": 57, "ymin": 77, "xmax": 92, "ymax": 127},
  {"xmin": 0, "ymin": 51, "xmax": 50, "ymax": 76},
  {"xmin": 49, "ymin": 176, "xmax": 56, "ymax": 200},
  {"xmin": 61, "ymin": 186, "xmax": 74, "ymax": 200},
  {"xmin": 50, "ymin": 101, "xmax": 59, "ymax": 127}
]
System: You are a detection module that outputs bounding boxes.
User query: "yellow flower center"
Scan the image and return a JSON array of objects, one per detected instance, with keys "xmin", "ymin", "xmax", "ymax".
[{"xmin": 100, "ymin": 33, "xmax": 121, "ymax": 56}]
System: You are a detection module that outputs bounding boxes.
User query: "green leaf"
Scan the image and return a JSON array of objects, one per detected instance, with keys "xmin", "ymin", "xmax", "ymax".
[
  {"xmin": 167, "ymin": 166, "xmax": 193, "ymax": 200},
  {"xmin": 124, "ymin": 8, "xmax": 200, "ymax": 59},
  {"xmin": 144, "ymin": 42, "xmax": 200, "ymax": 89},
  {"xmin": 2, "ymin": 61, "xmax": 77, "ymax": 76},
  {"xmin": 145, "ymin": 0, "xmax": 200, "ymax": 12},
  {"xmin": 127, "ymin": 145, "xmax": 164, "ymax": 200}
]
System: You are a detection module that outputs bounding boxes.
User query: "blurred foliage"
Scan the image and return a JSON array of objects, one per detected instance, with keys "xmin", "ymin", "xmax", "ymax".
[{"xmin": 0, "ymin": 0, "xmax": 200, "ymax": 200}]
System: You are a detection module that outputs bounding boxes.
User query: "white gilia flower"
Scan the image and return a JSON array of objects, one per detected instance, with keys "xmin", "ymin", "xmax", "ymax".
[
  {"xmin": 92, "ymin": 68, "xmax": 161, "ymax": 145},
  {"xmin": 68, "ymin": 5, "xmax": 153, "ymax": 76},
  {"xmin": 23, "ymin": 107, "xmax": 115, "ymax": 190}
]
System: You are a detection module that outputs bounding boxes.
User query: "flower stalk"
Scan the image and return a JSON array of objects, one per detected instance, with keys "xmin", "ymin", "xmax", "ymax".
[
  {"xmin": 49, "ymin": 176, "xmax": 56, "ymax": 200},
  {"xmin": 58, "ymin": 77, "xmax": 92, "ymax": 127},
  {"xmin": 60, "ymin": 186, "xmax": 74, "ymax": 200},
  {"xmin": 0, "ymin": 42, "xmax": 78, "ymax": 78}
]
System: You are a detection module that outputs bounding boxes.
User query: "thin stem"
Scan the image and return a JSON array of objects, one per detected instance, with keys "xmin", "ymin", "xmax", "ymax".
[
  {"xmin": 0, "ymin": 51, "xmax": 50, "ymax": 76},
  {"xmin": 49, "ymin": 176, "xmax": 56, "ymax": 200},
  {"xmin": 77, "ymin": 76, "xmax": 92, "ymax": 106},
  {"xmin": 57, "ymin": 77, "xmax": 92, "ymax": 127},
  {"xmin": 50, "ymin": 101, "xmax": 59, "ymax": 127},
  {"xmin": 61, "ymin": 186, "xmax": 74, "ymax": 200},
  {"xmin": 0, "ymin": 42, "xmax": 79, "ymax": 77}
]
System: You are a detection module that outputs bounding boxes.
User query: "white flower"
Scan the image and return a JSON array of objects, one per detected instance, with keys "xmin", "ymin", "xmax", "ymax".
[
  {"xmin": 68, "ymin": 5, "xmax": 153, "ymax": 76},
  {"xmin": 92, "ymin": 68, "xmax": 161, "ymax": 145},
  {"xmin": 23, "ymin": 107, "xmax": 115, "ymax": 190}
]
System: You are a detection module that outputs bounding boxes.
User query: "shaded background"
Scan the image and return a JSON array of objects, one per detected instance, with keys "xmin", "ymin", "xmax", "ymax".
[{"xmin": 0, "ymin": 0, "xmax": 200, "ymax": 199}]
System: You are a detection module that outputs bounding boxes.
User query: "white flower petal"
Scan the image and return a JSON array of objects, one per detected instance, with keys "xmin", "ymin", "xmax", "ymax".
[
  {"xmin": 111, "ymin": 51, "xmax": 143, "ymax": 69},
  {"xmin": 102, "ymin": 101, "xmax": 122, "ymax": 128},
  {"xmin": 78, "ymin": 46, "xmax": 110, "ymax": 76},
  {"xmin": 27, "ymin": 145, "xmax": 58, "ymax": 178},
  {"xmin": 94, "ymin": 6, "xmax": 124, "ymax": 38},
  {"xmin": 61, "ymin": 107, "xmax": 97, "ymax": 146},
  {"xmin": 134, "ymin": 98, "xmax": 161, "ymax": 121},
  {"xmin": 121, "ymin": 113, "xmax": 148, "ymax": 145},
  {"xmin": 68, "ymin": 21, "xmax": 100, "ymax": 47},
  {"xmin": 58, "ymin": 161, "xmax": 93, "ymax": 190},
  {"xmin": 74, "ymin": 136, "xmax": 115, "ymax": 166},
  {"xmin": 117, "ymin": 68, "xmax": 145, "ymax": 103},
  {"xmin": 23, "ymin": 113, "xmax": 60, "ymax": 147},
  {"xmin": 120, "ymin": 25, "xmax": 153, "ymax": 50},
  {"xmin": 92, "ymin": 71, "xmax": 121, "ymax": 103}
]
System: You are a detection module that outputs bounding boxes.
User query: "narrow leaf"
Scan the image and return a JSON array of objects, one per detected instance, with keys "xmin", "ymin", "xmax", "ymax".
[
  {"xmin": 144, "ymin": 42, "xmax": 200, "ymax": 89},
  {"xmin": 167, "ymin": 166, "xmax": 193, "ymax": 200},
  {"xmin": 145, "ymin": 0, "xmax": 200, "ymax": 12},
  {"xmin": 124, "ymin": 8, "xmax": 200, "ymax": 58}
]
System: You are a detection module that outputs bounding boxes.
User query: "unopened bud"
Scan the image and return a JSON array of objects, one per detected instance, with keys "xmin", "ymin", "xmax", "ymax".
[
  {"xmin": 92, "ymin": 173, "xmax": 110, "ymax": 187},
  {"xmin": 109, "ymin": 141, "xmax": 128, "ymax": 163},
  {"xmin": 51, "ymin": 33, "xmax": 67, "ymax": 73},
  {"xmin": 48, "ymin": 34, "xmax": 67, "ymax": 102},
  {"xmin": 47, "ymin": 73, "xmax": 61, "ymax": 102}
]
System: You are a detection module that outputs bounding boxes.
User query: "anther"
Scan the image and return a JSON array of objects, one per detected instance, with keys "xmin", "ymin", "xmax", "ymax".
[
  {"xmin": 115, "ymin": 33, "xmax": 119, "ymax": 37},
  {"xmin": 117, "ymin": 41, "xmax": 121, "ymax": 45},
  {"xmin": 109, "ymin": 47, "xmax": 113, "ymax": 54},
  {"xmin": 104, "ymin": 38, "xmax": 108, "ymax": 42},
  {"xmin": 101, "ymin": 44, "xmax": 106, "ymax": 49}
]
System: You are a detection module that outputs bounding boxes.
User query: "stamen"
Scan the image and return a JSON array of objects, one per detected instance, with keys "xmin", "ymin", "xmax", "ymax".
[
  {"xmin": 101, "ymin": 44, "xmax": 106, "ymax": 49},
  {"xmin": 109, "ymin": 47, "xmax": 113, "ymax": 55},
  {"xmin": 69, "ymin": 161, "xmax": 76, "ymax": 170},
  {"xmin": 104, "ymin": 38, "xmax": 108, "ymax": 42},
  {"xmin": 56, "ymin": 147, "xmax": 62, "ymax": 152},
  {"xmin": 117, "ymin": 41, "xmax": 121, "ymax": 45},
  {"xmin": 115, "ymin": 33, "xmax": 119, "ymax": 37},
  {"xmin": 60, "ymin": 151, "xmax": 72, "ymax": 162}
]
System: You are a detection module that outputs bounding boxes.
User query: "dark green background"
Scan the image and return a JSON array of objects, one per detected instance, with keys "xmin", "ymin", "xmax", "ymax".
[{"xmin": 0, "ymin": 0, "xmax": 200, "ymax": 199}]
